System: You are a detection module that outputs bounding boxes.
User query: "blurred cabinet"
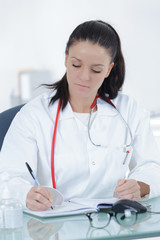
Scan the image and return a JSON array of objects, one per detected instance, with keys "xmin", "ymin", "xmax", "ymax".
[{"xmin": 10, "ymin": 70, "xmax": 52, "ymax": 107}]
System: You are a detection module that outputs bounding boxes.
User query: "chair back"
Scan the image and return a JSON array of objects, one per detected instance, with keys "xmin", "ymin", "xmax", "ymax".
[{"xmin": 0, "ymin": 105, "xmax": 24, "ymax": 151}]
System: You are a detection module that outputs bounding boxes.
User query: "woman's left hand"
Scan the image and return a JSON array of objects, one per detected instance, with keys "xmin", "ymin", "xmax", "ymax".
[{"xmin": 114, "ymin": 179, "xmax": 141, "ymax": 201}]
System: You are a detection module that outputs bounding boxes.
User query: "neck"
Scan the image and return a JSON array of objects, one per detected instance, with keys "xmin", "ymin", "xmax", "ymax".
[{"xmin": 69, "ymin": 95, "xmax": 97, "ymax": 113}]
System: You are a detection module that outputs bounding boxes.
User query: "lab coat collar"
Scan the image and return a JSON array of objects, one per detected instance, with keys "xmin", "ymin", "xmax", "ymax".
[
  {"xmin": 49, "ymin": 99, "xmax": 74, "ymax": 122},
  {"xmin": 96, "ymin": 97, "xmax": 118, "ymax": 117},
  {"xmin": 49, "ymin": 96, "xmax": 118, "ymax": 122},
  {"xmin": 59, "ymin": 102, "xmax": 75, "ymax": 120}
]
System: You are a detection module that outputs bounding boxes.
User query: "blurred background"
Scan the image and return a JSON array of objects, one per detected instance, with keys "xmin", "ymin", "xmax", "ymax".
[{"xmin": 0, "ymin": 0, "xmax": 160, "ymax": 144}]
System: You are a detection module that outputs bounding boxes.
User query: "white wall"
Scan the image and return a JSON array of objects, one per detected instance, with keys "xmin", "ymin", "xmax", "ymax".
[{"xmin": 0, "ymin": 0, "xmax": 160, "ymax": 113}]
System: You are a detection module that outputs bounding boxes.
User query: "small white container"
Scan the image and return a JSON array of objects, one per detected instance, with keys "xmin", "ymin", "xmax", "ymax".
[{"xmin": 0, "ymin": 198, "xmax": 23, "ymax": 229}]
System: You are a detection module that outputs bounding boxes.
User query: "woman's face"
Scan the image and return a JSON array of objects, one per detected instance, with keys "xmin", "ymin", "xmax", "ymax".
[{"xmin": 65, "ymin": 41, "xmax": 114, "ymax": 100}]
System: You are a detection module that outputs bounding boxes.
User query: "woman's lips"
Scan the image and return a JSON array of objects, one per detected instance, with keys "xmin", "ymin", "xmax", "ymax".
[{"xmin": 75, "ymin": 83, "xmax": 89, "ymax": 88}]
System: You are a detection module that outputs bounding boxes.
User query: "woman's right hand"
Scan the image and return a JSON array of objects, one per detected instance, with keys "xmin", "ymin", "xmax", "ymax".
[{"xmin": 26, "ymin": 186, "xmax": 53, "ymax": 211}]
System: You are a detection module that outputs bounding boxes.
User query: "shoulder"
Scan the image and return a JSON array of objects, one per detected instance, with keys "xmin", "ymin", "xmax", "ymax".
[
  {"xmin": 113, "ymin": 92, "xmax": 136, "ymax": 108},
  {"xmin": 15, "ymin": 91, "xmax": 59, "ymax": 123},
  {"xmin": 113, "ymin": 92, "xmax": 150, "ymax": 126},
  {"xmin": 22, "ymin": 91, "xmax": 53, "ymax": 111},
  {"xmin": 113, "ymin": 92, "xmax": 147, "ymax": 114},
  {"xmin": 98, "ymin": 93, "xmax": 144, "ymax": 117}
]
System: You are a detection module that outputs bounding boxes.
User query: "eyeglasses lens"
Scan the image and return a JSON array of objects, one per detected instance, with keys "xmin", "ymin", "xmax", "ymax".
[
  {"xmin": 89, "ymin": 212, "xmax": 110, "ymax": 228},
  {"xmin": 116, "ymin": 210, "xmax": 137, "ymax": 227}
]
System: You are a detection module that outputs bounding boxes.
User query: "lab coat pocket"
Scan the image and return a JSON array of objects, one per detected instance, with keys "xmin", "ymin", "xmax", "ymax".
[
  {"xmin": 122, "ymin": 146, "xmax": 133, "ymax": 165},
  {"xmin": 101, "ymin": 146, "xmax": 133, "ymax": 188},
  {"xmin": 107, "ymin": 145, "xmax": 133, "ymax": 167}
]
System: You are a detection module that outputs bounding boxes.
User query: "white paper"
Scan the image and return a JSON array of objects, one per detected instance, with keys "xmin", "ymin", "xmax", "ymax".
[
  {"xmin": 24, "ymin": 201, "xmax": 97, "ymax": 218},
  {"xmin": 24, "ymin": 197, "xmax": 118, "ymax": 218},
  {"xmin": 44, "ymin": 187, "xmax": 64, "ymax": 206}
]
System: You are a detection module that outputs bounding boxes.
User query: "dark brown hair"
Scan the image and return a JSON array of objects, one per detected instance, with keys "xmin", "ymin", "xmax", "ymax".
[{"xmin": 45, "ymin": 20, "xmax": 125, "ymax": 109}]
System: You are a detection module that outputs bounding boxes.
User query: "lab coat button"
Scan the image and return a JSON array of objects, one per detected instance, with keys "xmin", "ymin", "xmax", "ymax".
[{"xmin": 92, "ymin": 161, "xmax": 95, "ymax": 165}]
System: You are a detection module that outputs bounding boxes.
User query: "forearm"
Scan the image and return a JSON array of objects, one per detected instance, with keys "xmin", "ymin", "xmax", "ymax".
[{"xmin": 137, "ymin": 181, "xmax": 150, "ymax": 197}]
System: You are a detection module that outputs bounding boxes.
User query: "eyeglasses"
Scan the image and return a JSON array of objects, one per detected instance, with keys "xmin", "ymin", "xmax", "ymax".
[{"xmin": 87, "ymin": 210, "xmax": 138, "ymax": 229}]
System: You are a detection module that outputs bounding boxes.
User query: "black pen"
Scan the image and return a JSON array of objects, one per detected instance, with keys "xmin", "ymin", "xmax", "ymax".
[
  {"xmin": 25, "ymin": 162, "xmax": 40, "ymax": 186},
  {"xmin": 25, "ymin": 162, "xmax": 53, "ymax": 210}
]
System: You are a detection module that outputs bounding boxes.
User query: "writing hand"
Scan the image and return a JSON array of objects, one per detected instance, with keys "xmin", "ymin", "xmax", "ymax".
[
  {"xmin": 26, "ymin": 186, "xmax": 53, "ymax": 211},
  {"xmin": 114, "ymin": 179, "xmax": 141, "ymax": 201}
]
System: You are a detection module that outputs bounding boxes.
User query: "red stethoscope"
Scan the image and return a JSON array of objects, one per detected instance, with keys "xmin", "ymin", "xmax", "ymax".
[{"xmin": 51, "ymin": 97, "xmax": 133, "ymax": 189}]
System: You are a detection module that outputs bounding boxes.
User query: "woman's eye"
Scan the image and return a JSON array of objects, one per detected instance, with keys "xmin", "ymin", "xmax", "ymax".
[
  {"xmin": 72, "ymin": 64, "xmax": 81, "ymax": 68},
  {"xmin": 92, "ymin": 69, "xmax": 101, "ymax": 74}
]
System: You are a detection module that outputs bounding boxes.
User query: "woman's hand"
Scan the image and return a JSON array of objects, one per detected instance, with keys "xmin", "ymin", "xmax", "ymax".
[
  {"xmin": 114, "ymin": 179, "xmax": 150, "ymax": 201},
  {"xmin": 26, "ymin": 186, "xmax": 53, "ymax": 211}
]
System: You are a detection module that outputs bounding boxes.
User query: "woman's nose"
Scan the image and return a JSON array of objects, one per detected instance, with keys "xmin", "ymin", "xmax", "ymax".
[{"xmin": 79, "ymin": 67, "xmax": 90, "ymax": 81}]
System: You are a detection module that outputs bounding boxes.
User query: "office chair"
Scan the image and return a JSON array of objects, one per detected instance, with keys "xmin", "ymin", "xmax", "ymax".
[{"xmin": 0, "ymin": 104, "xmax": 24, "ymax": 151}]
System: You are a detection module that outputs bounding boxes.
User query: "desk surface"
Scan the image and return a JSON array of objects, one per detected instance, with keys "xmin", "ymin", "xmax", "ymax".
[{"xmin": 1, "ymin": 196, "xmax": 160, "ymax": 240}]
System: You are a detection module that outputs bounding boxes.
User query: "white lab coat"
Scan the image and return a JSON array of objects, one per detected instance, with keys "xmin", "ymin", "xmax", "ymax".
[{"xmin": 1, "ymin": 91, "xmax": 160, "ymax": 207}]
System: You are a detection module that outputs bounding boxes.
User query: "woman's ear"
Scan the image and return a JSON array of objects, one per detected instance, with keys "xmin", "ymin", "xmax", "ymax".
[{"xmin": 105, "ymin": 62, "xmax": 114, "ymax": 78}]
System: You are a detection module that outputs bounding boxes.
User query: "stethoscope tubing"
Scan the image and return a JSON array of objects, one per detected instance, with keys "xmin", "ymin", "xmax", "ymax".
[
  {"xmin": 51, "ymin": 99, "xmax": 61, "ymax": 189},
  {"xmin": 51, "ymin": 97, "xmax": 133, "ymax": 189}
]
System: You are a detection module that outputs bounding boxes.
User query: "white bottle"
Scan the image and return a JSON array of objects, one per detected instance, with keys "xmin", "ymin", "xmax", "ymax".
[{"xmin": 0, "ymin": 172, "xmax": 23, "ymax": 229}]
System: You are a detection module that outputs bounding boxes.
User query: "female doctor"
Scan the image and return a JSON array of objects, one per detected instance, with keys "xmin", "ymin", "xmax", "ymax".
[{"xmin": 1, "ymin": 20, "xmax": 160, "ymax": 211}]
